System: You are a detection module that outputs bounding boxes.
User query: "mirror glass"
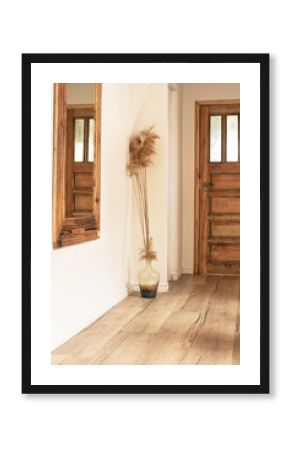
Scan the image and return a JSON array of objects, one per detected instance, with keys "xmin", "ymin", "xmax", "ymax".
[
  {"xmin": 210, "ymin": 115, "xmax": 222, "ymax": 162},
  {"xmin": 226, "ymin": 114, "xmax": 239, "ymax": 162},
  {"xmin": 74, "ymin": 118, "xmax": 85, "ymax": 162},
  {"xmin": 88, "ymin": 118, "xmax": 95, "ymax": 162}
]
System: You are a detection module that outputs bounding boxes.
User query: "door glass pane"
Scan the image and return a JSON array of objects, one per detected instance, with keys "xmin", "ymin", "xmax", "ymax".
[
  {"xmin": 74, "ymin": 119, "xmax": 85, "ymax": 162},
  {"xmin": 210, "ymin": 116, "xmax": 222, "ymax": 162},
  {"xmin": 88, "ymin": 118, "xmax": 95, "ymax": 162},
  {"xmin": 226, "ymin": 115, "xmax": 239, "ymax": 162}
]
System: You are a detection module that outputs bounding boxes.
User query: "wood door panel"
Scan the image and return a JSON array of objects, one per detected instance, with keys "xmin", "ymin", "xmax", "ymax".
[
  {"xmin": 206, "ymin": 262, "xmax": 240, "ymax": 275},
  {"xmin": 210, "ymin": 163, "xmax": 239, "ymax": 173},
  {"xmin": 74, "ymin": 193, "xmax": 93, "ymax": 212},
  {"xmin": 196, "ymin": 101, "xmax": 240, "ymax": 275},
  {"xmin": 74, "ymin": 173, "xmax": 93, "ymax": 190},
  {"xmin": 72, "ymin": 166, "xmax": 94, "ymax": 215},
  {"xmin": 210, "ymin": 244, "xmax": 240, "ymax": 262},
  {"xmin": 210, "ymin": 196, "xmax": 240, "ymax": 215},
  {"xmin": 211, "ymin": 222, "xmax": 240, "ymax": 238},
  {"xmin": 210, "ymin": 173, "xmax": 240, "ymax": 190}
]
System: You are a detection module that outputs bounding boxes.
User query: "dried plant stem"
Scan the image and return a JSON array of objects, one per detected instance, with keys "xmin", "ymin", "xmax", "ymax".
[
  {"xmin": 140, "ymin": 168, "xmax": 150, "ymax": 247},
  {"xmin": 132, "ymin": 176, "xmax": 146, "ymax": 248},
  {"xmin": 144, "ymin": 168, "xmax": 150, "ymax": 244},
  {"xmin": 128, "ymin": 126, "xmax": 159, "ymax": 261},
  {"xmin": 133, "ymin": 167, "xmax": 151, "ymax": 255}
]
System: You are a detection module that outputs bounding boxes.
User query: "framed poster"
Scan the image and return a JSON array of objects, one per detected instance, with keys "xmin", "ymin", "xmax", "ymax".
[{"xmin": 22, "ymin": 53, "xmax": 269, "ymax": 394}]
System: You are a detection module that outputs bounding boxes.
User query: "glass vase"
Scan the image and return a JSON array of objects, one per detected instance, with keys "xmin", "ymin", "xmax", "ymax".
[{"xmin": 138, "ymin": 259, "xmax": 160, "ymax": 299}]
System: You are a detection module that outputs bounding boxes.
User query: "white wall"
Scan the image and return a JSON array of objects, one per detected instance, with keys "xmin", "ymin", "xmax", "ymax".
[
  {"xmin": 52, "ymin": 84, "xmax": 132, "ymax": 349},
  {"xmin": 182, "ymin": 83, "xmax": 240, "ymax": 273}
]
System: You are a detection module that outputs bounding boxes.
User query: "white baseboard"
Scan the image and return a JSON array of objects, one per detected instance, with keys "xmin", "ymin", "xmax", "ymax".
[
  {"xmin": 170, "ymin": 267, "xmax": 183, "ymax": 281},
  {"xmin": 51, "ymin": 289, "xmax": 128, "ymax": 351},
  {"xmin": 157, "ymin": 283, "xmax": 169, "ymax": 292},
  {"xmin": 183, "ymin": 267, "xmax": 194, "ymax": 274}
]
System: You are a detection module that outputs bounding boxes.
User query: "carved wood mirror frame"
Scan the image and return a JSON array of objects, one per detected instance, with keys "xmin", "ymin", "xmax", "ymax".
[{"xmin": 52, "ymin": 83, "xmax": 102, "ymax": 248}]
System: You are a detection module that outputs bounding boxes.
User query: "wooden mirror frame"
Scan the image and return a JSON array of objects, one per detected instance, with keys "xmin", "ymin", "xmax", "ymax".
[{"xmin": 52, "ymin": 83, "xmax": 102, "ymax": 248}]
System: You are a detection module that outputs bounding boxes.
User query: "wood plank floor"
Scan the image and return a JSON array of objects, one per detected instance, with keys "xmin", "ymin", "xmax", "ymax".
[{"xmin": 52, "ymin": 275, "xmax": 240, "ymax": 365}]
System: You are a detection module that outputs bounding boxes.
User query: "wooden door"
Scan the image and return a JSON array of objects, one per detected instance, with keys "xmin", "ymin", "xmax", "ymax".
[
  {"xmin": 66, "ymin": 107, "xmax": 96, "ymax": 217},
  {"xmin": 196, "ymin": 102, "xmax": 240, "ymax": 275}
]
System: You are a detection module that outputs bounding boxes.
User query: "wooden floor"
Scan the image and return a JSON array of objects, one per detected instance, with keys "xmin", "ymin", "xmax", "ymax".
[{"xmin": 52, "ymin": 275, "xmax": 240, "ymax": 365}]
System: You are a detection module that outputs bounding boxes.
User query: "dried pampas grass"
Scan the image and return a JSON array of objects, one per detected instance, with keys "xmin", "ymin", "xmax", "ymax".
[
  {"xmin": 128, "ymin": 126, "xmax": 159, "ymax": 175},
  {"xmin": 128, "ymin": 126, "xmax": 159, "ymax": 261}
]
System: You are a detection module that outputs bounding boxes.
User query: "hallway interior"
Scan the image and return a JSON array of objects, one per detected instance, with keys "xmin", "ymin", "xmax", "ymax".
[{"xmin": 52, "ymin": 275, "xmax": 240, "ymax": 365}]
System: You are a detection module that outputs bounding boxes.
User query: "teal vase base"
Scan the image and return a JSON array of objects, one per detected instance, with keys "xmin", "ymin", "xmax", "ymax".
[{"xmin": 139, "ymin": 284, "xmax": 159, "ymax": 299}]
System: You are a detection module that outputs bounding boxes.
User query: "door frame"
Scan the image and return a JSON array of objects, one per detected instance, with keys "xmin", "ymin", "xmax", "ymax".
[{"xmin": 193, "ymin": 99, "xmax": 240, "ymax": 274}]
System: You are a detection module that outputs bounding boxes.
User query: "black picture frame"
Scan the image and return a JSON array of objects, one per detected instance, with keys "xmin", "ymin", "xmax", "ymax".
[{"xmin": 22, "ymin": 53, "xmax": 269, "ymax": 394}]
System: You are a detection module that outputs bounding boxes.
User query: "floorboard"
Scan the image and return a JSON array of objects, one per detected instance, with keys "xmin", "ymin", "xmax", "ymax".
[{"xmin": 52, "ymin": 275, "xmax": 240, "ymax": 365}]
